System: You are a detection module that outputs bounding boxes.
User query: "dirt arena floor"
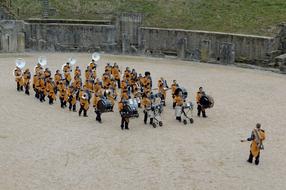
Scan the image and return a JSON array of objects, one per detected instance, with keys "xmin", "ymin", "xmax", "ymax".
[{"xmin": 0, "ymin": 53, "xmax": 286, "ymax": 190}]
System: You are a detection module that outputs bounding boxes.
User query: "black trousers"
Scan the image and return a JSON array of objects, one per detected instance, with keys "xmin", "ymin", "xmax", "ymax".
[
  {"xmin": 121, "ymin": 117, "xmax": 129, "ymax": 130},
  {"xmin": 48, "ymin": 96, "xmax": 54, "ymax": 104},
  {"xmin": 16, "ymin": 82, "xmax": 23, "ymax": 91},
  {"xmin": 248, "ymin": 151, "xmax": 260, "ymax": 165},
  {"xmin": 160, "ymin": 94, "xmax": 166, "ymax": 106},
  {"xmin": 144, "ymin": 111, "xmax": 153, "ymax": 124},
  {"xmin": 35, "ymin": 89, "xmax": 39, "ymax": 99},
  {"xmin": 116, "ymin": 79, "xmax": 121, "ymax": 88},
  {"xmin": 197, "ymin": 105, "xmax": 206, "ymax": 117},
  {"xmin": 60, "ymin": 98, "xmax": 66, "ymax": 108},
  {"xmin": 95, "ymin": 111, "xmax": 102, "ymax": 122},
  {"xmin": 69, "ymin": 102, "xmax": 76, "ymax": 111},
  {"xmin": 39, "ymin": 91, "xmax": 45, "ymax": 102},
  {"xmin": 24, "ymin": 85, "xmax": 29, "ymax": 95},
  {"xmin": 79, "ymin": 106, "xmax": 87, "ymax": 117}
]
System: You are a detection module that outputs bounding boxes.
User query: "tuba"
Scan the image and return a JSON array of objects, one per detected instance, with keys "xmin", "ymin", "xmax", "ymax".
[
  {"xmin": 15, "ymin": 58, "xmax": 26, "ymax": 69},
  {"xmin": 38, "ymin": 56, "xmax": 47, "ymax": 67},
  {"xmin": 13, "ymin": 58, "xmax": 26, "ymax": 77},
  {"xmin": 68, "ymin": 57, "xmax": 77, "ymax": 66},
  {"xmin": 91, "ymin": 52, "xmax": 100, "ymax": 62}
]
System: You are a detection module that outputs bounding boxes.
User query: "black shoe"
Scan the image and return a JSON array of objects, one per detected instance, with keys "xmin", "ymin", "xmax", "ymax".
[
  {"xmin": 247, "ymin": 159, "xmax": 252, "ymax": 164},
  {"xmin": 121, "ymin": 125, "xmax": 124, "ymax": 130},
  {"xmin": 125, "ymin": 127, "xmax": 129, "ymax": 130},
  {"xmin": 255, "ymin": 160, "xmax": 259, "ymax": 165},
  {"xmin": 203, "ymin": 115, "xmax": 208, "ymax": 118}
]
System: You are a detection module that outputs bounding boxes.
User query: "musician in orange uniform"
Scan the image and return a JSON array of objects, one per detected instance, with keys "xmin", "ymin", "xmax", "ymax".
[
  {"xmin": 58, "ymin": 80, "xmax": 67, "ymax": 108},
  {"xmin": 46, "ymin": 78, "xmax": 56, "ymax": 105},
  {"xmin": 33, "ymin": 73, "xmax": 40, "ymax": 98},
  {"xmin": 93, "ymin": 93, "xmax": 102, "ymax": 123},
  {"xmin": 14, "ymin": 66, "xmax": 23, "ymax": 91},
  {"xmin": 241, "ymin": 123, "xmax": 266, "ymax": 165},
  {"xmin": 102, "ymin": 73, "xmax": 111, "ymax": 89},
  {"xmin": 74, "ymin": 66, "xmax": 81, "ymax": 78},
  {"xmin": 38, "ymin": 73, "xmax": 46, "ymax": 102},
  {"xmin": 79, "ymin": 93, "xmax": 89, "ymax": 117},
  {"xmin": 118, "ymin": 97, "xmax": 129, "ymax": 130},
  {"xmin": 89, "ymin": 59, "xmax": 96, "ymax": 70},
  {"xmin": 142, "ymin": 93, "xmax": 153, "ymax": 125},
  {"xmin": 85, "ymin": 79, "xmax": 94, "ymax": 92},
  {"xmin": 85, "ymin": 66, "xmax": 92, "ymax": 81},
  {"xmin": 196, "ymin": 87, "xmax": 207, "ymax": 118},
  {"xmin": 34, "ymin": 63, "xmax": 43, "ymax": 75},
  {"xmin": 23, "ymin": 69, "xmax": 31, "ymax": 95},
  {"xmin": 63, "ymin": 63, "xmax": 72, "ymax": 86},
  {"xmin": 67, "ymin": 86, "xmax": 77, "ymax": 112},
  {"xmin": 44, "ymin": 68, "xmax": 51, "ymax": 79},
  {"xmin": 174, "ymin": 91, "xmax": 184, "ymax": 122},
  {"xmin": 111, "ymin": 63, "xmax": 121, "ymax": 88},
  {"xmin": 158, "ymin": 78, "xmax": 167, "ymax": 106},
  {"xmin": 54, "ymin": 70, "xmax": 62, "ymax": 94},
  {"xmin": 171, "ymin": 80, "xmax": 179, "ymax": 108}
]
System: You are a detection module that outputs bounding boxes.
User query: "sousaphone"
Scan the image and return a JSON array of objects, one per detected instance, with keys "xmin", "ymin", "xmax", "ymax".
[
  {"xmin": 13, "ymin": 58, "xmax": 26, "ymax": 77},
  {"xmin": 38, "ymin": 56, "xmax": 47, "ymax": 67},
  {"xmin": 92, "ymin": 52, "xmax": 100, "ymax": 62},
  {"xmin": 15, "ymin": 58, "xmax": 26, "ymax": 69}
]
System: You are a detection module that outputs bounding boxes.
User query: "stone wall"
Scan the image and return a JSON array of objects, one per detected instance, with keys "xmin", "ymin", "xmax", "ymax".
[
  {"xmin": 24, "ymin": 20, "xmax": 117, "ymax": 52},
  {"xmin": 0, "ymin": 20, "xmax": 25, "ymax": 52},
  {"xmin": 139, "ymin": 27, "xmax": 279, "ymax": 65},
  {"xmin": 0, "ymin": 7, "xmax": 13, "ymax": 20},
  {"xmin": 0, "ymin": 16, "xmax": 285, "ymax": 66}
]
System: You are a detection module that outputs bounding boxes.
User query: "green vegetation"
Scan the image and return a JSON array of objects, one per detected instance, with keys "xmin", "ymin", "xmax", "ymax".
[{"xmin": 11, "ymin": 0, "xmax": 286, "ymax": 36}]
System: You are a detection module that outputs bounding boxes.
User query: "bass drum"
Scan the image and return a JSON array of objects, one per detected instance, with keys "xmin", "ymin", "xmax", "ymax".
[
  {"xmin": 121, "ymin": 99, "xmax": 139, "ymax": 118},
  {"xmin": 174, "ymin": 87, "xmax": 188, "ymax": 99},
  {"xmin": 97, "ymin": 98, "xmax": 113, "ymax": 113},
  {"xmin": 200, "ymin": 95, "xmax": 214, "ymax": 109}
]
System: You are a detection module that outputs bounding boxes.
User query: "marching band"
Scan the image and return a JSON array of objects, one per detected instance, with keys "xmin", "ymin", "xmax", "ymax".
[{"xmin": 13, "ymin": 53, "xmax": 215, "ymax": 130}]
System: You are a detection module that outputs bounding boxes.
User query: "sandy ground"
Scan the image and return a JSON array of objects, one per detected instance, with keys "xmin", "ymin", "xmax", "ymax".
[{"xmin": 0, "ymin": 53, "xmax": 286, "ymax": 190}]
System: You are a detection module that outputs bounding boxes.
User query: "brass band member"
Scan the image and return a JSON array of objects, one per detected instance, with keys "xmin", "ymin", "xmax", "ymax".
[
  {"xmin": 23, "ymin": 69, "xmax": 31, "ymax": 95},
  {"xmin": 171, "ymin": 80, "xmax": 179, "ymax": 109},
  {"xmin": 14, "ymin": 66, "xmax": 23, "ymax": 91},
  {"xmin": 158, "ymin": 78, "xmax": 168, "ymax": 106},
  {"xmin": 142, "ymin": 93, "xmax": 153, "ymax": 125},
  {"xmin": 118, "ymin": 97, "xmax": 129, "ymax": 130},
  {"xmin": 54, "ymin": 70, "xmax": 62, "ymax": 94},
  {"xmin": 67, "ymin": 86, "xmax": 77, "ymax": 112},
  {"xmin": 46, "ymin": 78, "xmax": 56, "ymax": 105},
  {"xmin": 58, "ymin": 80, "xmax": 67, "ymax": 108},
  {"xmin": 63, "ymin": 63, "xmax": 72, "ymax": 86},
  {"xmin": 241, "ymin": 123, "xmax": 266, "ymax": 165},
  {"xmin": 79, "ymin": 92, "xmax": 89, "ymax": 117},
  {"xmin": 111, "ymin": 63, "xmax": 121, "ymax": 88},
  {"xmin": 74, "ymin": 66, "xmax": 81, "ymax": 78},
  {"xmin": 93, "ymin": 93, "xmax": 102, "ymax": 123},
  {"xmin": 38, "ymin": 73, "xmax": 46, "ymax": 102},
  {"xmin": 174, "ymin": 91, "xmax": 184, "ymax": 122},
  {"xmin": 196, "ymin": 87, "xmax": 207, "ymax": 118},
  {"xmin": 33, "ymin": 73, "xmax": 39, "ymax": 98}
]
